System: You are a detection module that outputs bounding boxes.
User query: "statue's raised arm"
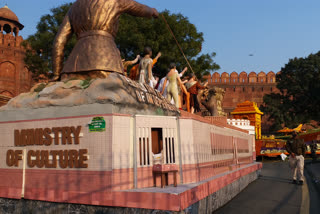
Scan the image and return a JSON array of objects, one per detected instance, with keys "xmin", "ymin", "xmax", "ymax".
[{"xmin": 52, "ymin": 0, "xmax": 158, "ymax": 81}]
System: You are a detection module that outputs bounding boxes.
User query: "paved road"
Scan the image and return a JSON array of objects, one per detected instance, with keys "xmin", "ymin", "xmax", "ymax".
[{"xmin": 214, "ymin": 161, "xmax": 320, "ymax": 214}]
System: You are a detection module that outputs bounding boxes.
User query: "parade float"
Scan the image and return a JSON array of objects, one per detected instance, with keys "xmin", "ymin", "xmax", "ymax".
[
  {"xmin": 0, "ymin": 1, "xmax": 261, "ymax": 213},
  {"xmin": 256, "ymin": 124, "xmax": 320, "ymax": 158}
]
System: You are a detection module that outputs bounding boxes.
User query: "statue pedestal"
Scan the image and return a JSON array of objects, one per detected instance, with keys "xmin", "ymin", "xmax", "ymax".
[{"xmin": 0, "ymin": 76, "xmax": 260, "ymax": 212}]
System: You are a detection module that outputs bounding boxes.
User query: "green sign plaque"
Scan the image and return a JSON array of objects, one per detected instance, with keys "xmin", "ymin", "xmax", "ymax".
[{"xmin": 88, "ymin": 117, "xmax": 106, "ymax": 132}]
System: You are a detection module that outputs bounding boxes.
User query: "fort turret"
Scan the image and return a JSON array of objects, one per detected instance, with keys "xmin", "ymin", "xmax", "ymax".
[{"xmin": 0, "ymin": 5, "xmax": 31, "ymax": 106}]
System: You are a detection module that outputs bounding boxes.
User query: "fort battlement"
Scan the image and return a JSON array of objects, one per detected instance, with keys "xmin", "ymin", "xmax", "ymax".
[
  {"xmin": 205, "ymin": 71, "xmax": 278, "ymax": 84},
  {"xmin": 203, "ymin": 71, "xmax": 279, "ymax": 116}
]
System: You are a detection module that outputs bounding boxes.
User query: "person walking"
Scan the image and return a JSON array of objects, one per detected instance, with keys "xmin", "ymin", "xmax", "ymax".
[{"xmin": 285, "ymin": 131, "xmax": 307, "ymax": 185}]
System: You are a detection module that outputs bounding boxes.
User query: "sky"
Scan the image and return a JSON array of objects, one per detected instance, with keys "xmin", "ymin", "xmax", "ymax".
[{"xmin": 2, "ymin": 0, "xmax": 320, "ymax": 74}]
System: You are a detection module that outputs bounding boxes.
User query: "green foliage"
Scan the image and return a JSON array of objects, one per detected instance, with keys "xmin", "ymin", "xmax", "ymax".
[
  {"xmin": 81, "ymin": 78, "xmax": 92, "ymax": 89},
  {"xmin": 262, "ymin": 52, "xmax": 320, "ymax": 132},
  {"xmin": 116, "ymin": 10, "xmax": 219, "ymax": 78},
  {"xmin": 25, "ymin": 4, "xmax": 219, "ymax": 79},
  {"xmin": 33, "ymin": 83, "xmax": 46, "ymax": 93},
  {"xmin": 24, "ymin": 3, "xmax": 76, "ymax": 78}
]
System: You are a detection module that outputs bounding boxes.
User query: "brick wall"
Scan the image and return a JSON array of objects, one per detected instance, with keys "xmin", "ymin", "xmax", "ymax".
[
  {"xmin": 206, "ymin": 71, "xmax": 279, "ymax": 114},
  {"xmin": 0, "ymin": 11, "xmax": 33, "ymax": 107}
]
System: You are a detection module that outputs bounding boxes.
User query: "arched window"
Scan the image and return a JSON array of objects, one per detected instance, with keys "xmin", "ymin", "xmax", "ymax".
[
  {"xmin": 3, "ymin": 24, "xmax": 11, "ymax": 34},
  {"xmin": 0, "ymin": 90, "xmax": 14, "ymax": 97},
  {"xmin": 0, "ymin": 61, "xmax": 16, "ymax": 79}
]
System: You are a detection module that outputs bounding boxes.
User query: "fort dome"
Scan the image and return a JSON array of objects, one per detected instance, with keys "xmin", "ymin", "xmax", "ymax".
[
  {"xmin": 0, "ymin": 5, "xmax": 19, "ymax": 22},
  {"xmin": 0, "ymin": 5, "xmax": 24, "ymax": 30}
]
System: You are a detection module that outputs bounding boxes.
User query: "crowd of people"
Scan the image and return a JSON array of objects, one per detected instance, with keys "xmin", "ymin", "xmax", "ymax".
[{"xmin": 122, "ymin": 47, "xmax": 208, "ymax": 113}]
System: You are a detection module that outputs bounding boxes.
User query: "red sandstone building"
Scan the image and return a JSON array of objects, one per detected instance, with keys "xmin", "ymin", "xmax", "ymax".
[
  {"xmin": 0, "ymin": 5, "xmax": 32, "ymax": 106},
  {"xmin": 205, "ymin": 71, "xmax": 279, "ymax": 114}
]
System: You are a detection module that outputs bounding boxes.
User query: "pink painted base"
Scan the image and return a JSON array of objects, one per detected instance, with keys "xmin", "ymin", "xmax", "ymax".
[
  {"xmin": 0, "ymin": 163, "xmax": 262, "ymax": 211},
  {"xmin": 0, "ymin": 169, "xmax": 22, "ymax": 199}
]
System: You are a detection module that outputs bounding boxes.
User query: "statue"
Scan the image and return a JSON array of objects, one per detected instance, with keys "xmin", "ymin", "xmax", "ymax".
[
  {"xmin": 185, "ymin": 74, "xmax": 208, "ymax": 114},
  {"xmin": 52, "ymin": 0, "xmax": 159, "ymax": 81},
  {"xmin": 161, "ymin": 63, "xmax": 183, "ymax": 108},
  {"xmin": 201, "ymin": 88, "xmax": 218, "ymax": 116},
  {"xmin": 0, "ymin": 1, "xmax": 180, "ymax": 116},
  {"xmin": 215, "ymin": 87, "xmax": 227, "ymax": 116},
  {"xmin": 200, "ymin": 87, "xmax": 227, "ymax": 116},
  {"xmin": 138, "ymin": 47, "xmax": 155, "ymax": 87}
]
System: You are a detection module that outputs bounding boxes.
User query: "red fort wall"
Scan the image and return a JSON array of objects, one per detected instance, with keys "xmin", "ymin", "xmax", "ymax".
[
  {"xmin": 0, "ymin": 6, "xmax": 32, "ymax": 106},
  {"xmin": 205, "ymin": 71, "xmax": 279, "ymax": 114}
]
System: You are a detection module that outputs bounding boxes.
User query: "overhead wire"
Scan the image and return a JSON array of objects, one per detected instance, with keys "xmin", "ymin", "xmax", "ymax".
[{"xmin": 161, "ymin": 14, "xmax": 195, "ymax": 74}]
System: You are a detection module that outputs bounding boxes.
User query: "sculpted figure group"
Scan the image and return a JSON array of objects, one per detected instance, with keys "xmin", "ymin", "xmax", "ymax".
[{"xmin": 52, "ymin": 0, "xmax": 213, "ymax": 114}]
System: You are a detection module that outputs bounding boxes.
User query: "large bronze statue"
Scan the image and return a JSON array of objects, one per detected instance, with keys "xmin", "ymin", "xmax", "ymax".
[{"xmin": 52, "ymin": 0, "xmax": 158, "ymax": 81}]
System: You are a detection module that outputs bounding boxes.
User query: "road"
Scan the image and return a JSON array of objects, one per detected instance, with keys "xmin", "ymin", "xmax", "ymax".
[{"xmin": 214, "ymin": 160, "xmax": 320, "ymax": 214}]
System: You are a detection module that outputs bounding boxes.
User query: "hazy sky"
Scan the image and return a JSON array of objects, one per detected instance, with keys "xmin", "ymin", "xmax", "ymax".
[{"xmin": 2, "ymin": 0, "xmax": 320, "ymax": 74}]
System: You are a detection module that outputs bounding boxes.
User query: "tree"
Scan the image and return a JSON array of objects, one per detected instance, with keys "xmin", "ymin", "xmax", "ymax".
[
  {"xmin": 23, "ymin": 3, "xmax": 75, "ymax": 78},
  {"xmin": 116, "ymin": 10, "xmax": 220, "ymax": 79},
  {"xmin": 261, "ymin": 52, "xmax": 320, "ymax": 132},
  {"xmin": 261, "ymin": 93, "xmax": 296, "ymax": 132},
  {"xmin": 24, "ymin": 4, "xmax": 219, "ymax": 79}
]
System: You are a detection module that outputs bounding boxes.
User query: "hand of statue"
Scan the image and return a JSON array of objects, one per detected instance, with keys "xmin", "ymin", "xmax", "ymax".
[
  {"xmin": 152, "ymin": 8, "xmax": 159, "ymax": 18},
  {"xmin": 156, "ymin": 52, "xmax": 162, "ymax": 59}
]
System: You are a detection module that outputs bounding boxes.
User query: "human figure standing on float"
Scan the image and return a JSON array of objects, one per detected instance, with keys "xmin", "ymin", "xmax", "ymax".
[
  {"xmin": 122, "ymin": 54, "xmax": 140, "ymax": 76},
  {"xmin": 160, "ymin": 63, "xmax": 183, "ymax": 108},
  {"xmin": 52, "ymin": 0, "xmax": 159, "ymax": 81},
  {"xmin": 138, "ymin": 46, "xmax": 158, "ymax": 88},
  {"xmin": 129, "ymin": 52, "xmax": 161, "ymax": 82},
  {"xmin": 158, "ymin": 66, "xmax": 187, "ymax": 99},
  {"xmin": 185, "ymin": 73, "xmax": 208, "ymax": 114}
]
